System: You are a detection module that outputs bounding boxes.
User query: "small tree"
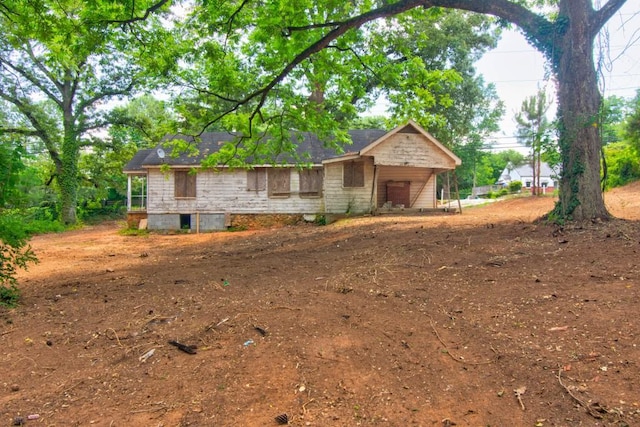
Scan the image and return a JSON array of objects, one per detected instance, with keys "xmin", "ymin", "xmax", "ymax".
[
  {"xmin": 508, "ymin": 180, "xmax": 523, "ymax": 193},
  {"xmin": 0, "ymin": 214, "xmax": 37, "ymax": 307},
  {"xmin": 515, "ymin": 89, "xmax": 555, "ymax": 196}
]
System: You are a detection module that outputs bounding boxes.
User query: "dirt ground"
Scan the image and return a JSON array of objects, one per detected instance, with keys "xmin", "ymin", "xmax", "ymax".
[{"xmin": 3, "ymin": 183, "xmax": 640, "ymax": 427}]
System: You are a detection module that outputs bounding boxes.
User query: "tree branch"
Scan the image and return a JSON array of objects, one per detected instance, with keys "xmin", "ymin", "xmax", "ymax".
[
  {"xmin": 100, "ymin": 0, "xmax": 171, "ymax": 25},
  {"xmin": 24, "ymin": 42, "xmax": 64, "ymax": 94},
  {"xmin": 284, "ymin": 21, "xmax": 343, "ymax": 34},
  {"xmin": 0, "ymin": 2, "xmax": 17, "ymax": 21},
  {"xmin": 182, "ymin": 81, "xmax": 244, "ymax": 104},
  {"xmin": 223, "ymin": 0, "xmax": 251, "ymax": 31},
  {"xmin": 425, "ymin": 0, "xmax": 553, "ymax": 47},
  {"xmin": 0, "ymin": 55, "xmax": 63, "ymax": 108},
  {"xmin": 74, "ymin": 80, "xmax": 136, "ymax": 119},
  {"xmin": 0, "ymin": 91, "xmax": 62, "ymax": 169},
  {"xmin": 0, "ymin": 127, "xmax": 40, "ymax": 137},
  {"xmin": 592, "ymin": 0, "xmax": 628, "ymax": 36},
  {"xmin": 200, "ymin": 0, "xmax": 432, "ymax": 131}
]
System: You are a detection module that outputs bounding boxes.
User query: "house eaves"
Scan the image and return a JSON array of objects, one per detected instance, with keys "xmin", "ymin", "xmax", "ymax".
[{"xmin": 131, "ymin": 129, "xmax": 387, "ymax": 168}]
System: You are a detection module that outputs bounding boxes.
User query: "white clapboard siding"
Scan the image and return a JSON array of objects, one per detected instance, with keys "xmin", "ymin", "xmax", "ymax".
[
  {"xmin": 323, "ymin": 158, "xmax": 375, "ymax": 214},
  {"xmin": 366, "ymin": 133, "xmax": 457, "ymax": 169},
  {"xmin": 375, "ymin": 166, "xmax": 436, "ymax": 208},
  {"xmin": 147, "ymin": 168, "xmax": 323, "ymax": 214}
]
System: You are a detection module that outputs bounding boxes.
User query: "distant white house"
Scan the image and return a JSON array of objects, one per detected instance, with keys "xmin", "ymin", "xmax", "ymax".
[{"xmin": 497, "ymin": 162, "xmax": 560, "ymax": 193}]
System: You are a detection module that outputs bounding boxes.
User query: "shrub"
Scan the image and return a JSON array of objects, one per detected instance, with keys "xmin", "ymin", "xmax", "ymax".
[
  {"xmin": 508, "ymin": 180, "xmax": 523, "ymax": 193},
  {"xmin": 0, "ymin": 214, "xmax": 38, "ymax": 307}
]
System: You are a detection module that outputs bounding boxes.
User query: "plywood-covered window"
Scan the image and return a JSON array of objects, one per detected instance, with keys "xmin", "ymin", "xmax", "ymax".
[
  {"xmin": 174, "ymin": 170, "xmax": 196, "ymax": 198},
  {"xmin": 247, "ymin": 168, "xmax": 266, "ymax": 191},
  {"xmin": 343, "ymin": 161, "xmax": 364, "ymax": 188},
  {"xmin": 299, "ymin": 168, "xmax": 323, "ymax": 197},
  {"xmin": 268, "ymin": 168, "xmax": 290, "ymax": 198}
]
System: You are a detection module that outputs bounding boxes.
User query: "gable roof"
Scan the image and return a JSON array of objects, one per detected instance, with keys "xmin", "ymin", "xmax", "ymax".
[
  {"xmin": 360, "ymin": 120, "xmax": 461, "ymax": 166},
  {"xmin": 123, "ymin": 129, "xmax": 387, "ymax": 171},
  {"xmin": 323, "ymin": 120, "xmax": 461, "ymax": 166},
  {"xmin": 512, "ymin": 162, "xmax": 558, "ymax": 178},
  {"xmin": 123, "ymin": 148, "xmax": 153, "ymax": 173}
]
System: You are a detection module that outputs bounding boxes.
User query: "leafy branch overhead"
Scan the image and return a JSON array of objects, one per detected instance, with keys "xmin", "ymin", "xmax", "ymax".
[
  {"xmin": 174, "ymin": 2, "xmax": 502, "ymax": 147},
  {"xmin": 171, "ymin": 0, "xmax": 627, "ymax": 221}
]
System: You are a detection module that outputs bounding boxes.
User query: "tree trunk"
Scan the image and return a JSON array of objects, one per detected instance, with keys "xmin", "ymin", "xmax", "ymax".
[
  {"xmin": 58, "ymin": 132, "xmax": 79, "ymax": 225},
  {"xmin": 552, "ymin": 2, "xmax": 610, "ymax": 220},
  {"xmin": 531, "ymin": 154, "xmax": 537, "ymax": 196}
]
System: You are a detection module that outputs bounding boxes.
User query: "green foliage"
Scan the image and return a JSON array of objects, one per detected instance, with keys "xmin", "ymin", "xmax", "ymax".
[
  {"xmin": 169, "ymin": 5, "xmax": 503, "ymax": 168},
  {"xmin": 603, "ymin": 142, "xmax": 640, "ymax": 189},
  {"xmin": 600, "ymin": 95, "xmax": 628, "ymax": 145},
  {"xmin": 486, "ymin": 188, "xmax": 508, "ymax": 199},
  {"xmin": 624, "ymin": 89, "xmax": 640, "ymax": 153},
  {"xmin": 347, "ymin": 116, "xmax": 389, "ymax": 130},
  {"xmin": 0, "ymin": 0, "xmax": 174, "ymax": 225},
  {"xmin": 118, "ymin": 227, "xmax": 150, "ymax": 237},
  {"xmin": 382, "ymin": 10, "xmax": 504, "ymax": 146},
  {"xmin": 508, "ymin": 180, "xmax": 523, "ymax": 192},
  {"xmin": 0, "ymin": 213, "xmax": 38, "ymax": 307},
  {"xmin": 314, "ymin": 215, "xmax": 327, "ymax": 226},
  {"xmin": 515, "ymin": 88, "xmax": 555, "ymax": 151}
]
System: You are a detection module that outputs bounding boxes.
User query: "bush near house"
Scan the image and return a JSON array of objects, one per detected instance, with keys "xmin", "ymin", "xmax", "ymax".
[{"xmin": 508, "ymin": 180, "xmax": 523, "ymax": 193}]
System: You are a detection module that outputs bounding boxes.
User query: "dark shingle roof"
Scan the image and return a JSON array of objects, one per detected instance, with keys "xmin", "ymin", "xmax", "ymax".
[
  {"xmin": 123, "ymin": 148, "xmax": 153, "ymax": 173},
  {"xmin": 124, "ymin": 129, "xmax": 387, "ymax": 170}
]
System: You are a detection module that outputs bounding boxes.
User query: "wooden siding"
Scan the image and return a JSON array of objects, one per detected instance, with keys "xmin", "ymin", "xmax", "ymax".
[
  {"xmin": 375, "ymin": 166, "xmax": 436, "ymax": 209},
  {"xmin": 365, "ymin": 133, "xmax": 457, "ymax": 169},
  {"xmin": 147, "ymin": 168, "xmax": 323, "ymax": 214},
  {"xmin": 324, "ymin": 158, "xmax": 375, "ymax": 214}
]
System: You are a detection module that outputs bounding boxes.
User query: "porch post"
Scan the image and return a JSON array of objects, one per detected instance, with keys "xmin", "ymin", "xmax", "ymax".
[
  {"xmin": 370, "ymin": 164, "xmax": 379, "ymax": 212},
  {"xmin": 127, "ymin": 175, "xmax": 132, "ymax": 211}
]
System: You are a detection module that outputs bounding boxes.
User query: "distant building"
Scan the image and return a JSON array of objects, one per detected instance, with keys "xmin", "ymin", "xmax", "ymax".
[
  {"xmin": 123, "ymin": 121, "xmax": 462, "ymax": 231},
  {"xmin": 497, "ymin": 162, "xmax": 560, "ymax": 193}
]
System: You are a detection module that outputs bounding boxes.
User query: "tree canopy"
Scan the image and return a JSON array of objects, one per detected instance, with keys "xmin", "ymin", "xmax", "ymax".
[
  {"xmin": 165, "ymin": 0, "xmax": 628, "ymax": 221},
  {"xmin": 1, "ymin": 0, "xmax": 634, "ymax": 223},
  {"xmin": 0, "ymin": 0, "xmax": 173, "ymax": 224}
]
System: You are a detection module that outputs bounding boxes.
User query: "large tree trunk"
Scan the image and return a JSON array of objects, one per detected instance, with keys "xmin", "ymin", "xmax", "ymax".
[
  {"xmin": 552, "ymin": 2, "xmax": 610, "ymax": 220},
  {"xmin": 58, "ymin": 132, "xmax": 79, "ymax": 225}
]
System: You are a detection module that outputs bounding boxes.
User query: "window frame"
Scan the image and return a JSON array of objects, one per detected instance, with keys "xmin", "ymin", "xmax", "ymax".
[
  {"xmin": 299, "ymin": 167, "xmax": 323, "ymax": 198},
  {"xmin": 268, "ymin": 168, "xmax": 291, "ymax": 198},
  {"xmin": 247, "ymin": 168, "xmax": 266, "ymax": 192},
  {"xmin": 174, "ymin": 169, "xmax": 196, "ymax": 198},
  {"xmin": 343, "ymin": 161, "xmax": 365, "ymax": 188}
]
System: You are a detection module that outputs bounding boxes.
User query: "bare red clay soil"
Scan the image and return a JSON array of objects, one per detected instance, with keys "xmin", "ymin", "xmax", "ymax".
[{"xmin": 3, "ymin": 183, "xmax": 640, "ymax": 427}]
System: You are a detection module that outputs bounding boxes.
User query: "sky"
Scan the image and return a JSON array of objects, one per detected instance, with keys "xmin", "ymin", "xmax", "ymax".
[{"xmin": 475, "ymin": 3, "xmax": 640, "ymax": 152}]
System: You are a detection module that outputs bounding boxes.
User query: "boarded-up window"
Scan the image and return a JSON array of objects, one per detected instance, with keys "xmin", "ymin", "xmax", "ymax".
[
  {"xmin": 268, "ymin": 168, "xmax": 290, "ymax": 197},
  {"xmin": 299, "ymin": 168, "xmax": 323, "ymax": 197},
  {"xmin": 174, "ymin": 170, "xmax": 196, "ymax": 198},
  {"xmin": 247, "ymin": 168, "xmax": 266, "ymax": 191},
  {"xmin": 343, "ymin": 161, "xmax": 364, "ymax": 188}
]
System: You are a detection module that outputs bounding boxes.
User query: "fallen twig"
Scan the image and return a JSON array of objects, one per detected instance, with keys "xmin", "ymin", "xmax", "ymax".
[
  {"xmin": 60, "ymin": 380, "xmax": 84, "ymax": 395},
  {"xmin": 129, "ymin": 404, "xmax": 168, "ymax": 414},
  {"xmin": 557, "ymin": 366, "xmax": 603, "ymax": 419},
  {"xmin": 168, "ymin": 340, "xmax": 197, "ymax": 354},
  {"xmin": 271, "ymin": 306, "xmax": 302, "ymax": 311},
  {"xmin": 302, "ymin": 398, "xmax": 316, "ymax": 414},
  {"xmin": 429, "ymin": 318, "xmax": 495, "ymax": 365},
  {"xmin": 105, "ymin": 328, "xmax": 123, "ymax": 347},
  {"xmin": 205, "ymin": 317, "xmax": 229, "ymax": 331},
  {"xmin": 1, "ymin": 329, "xmax": 16, "ymax": 336}
]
